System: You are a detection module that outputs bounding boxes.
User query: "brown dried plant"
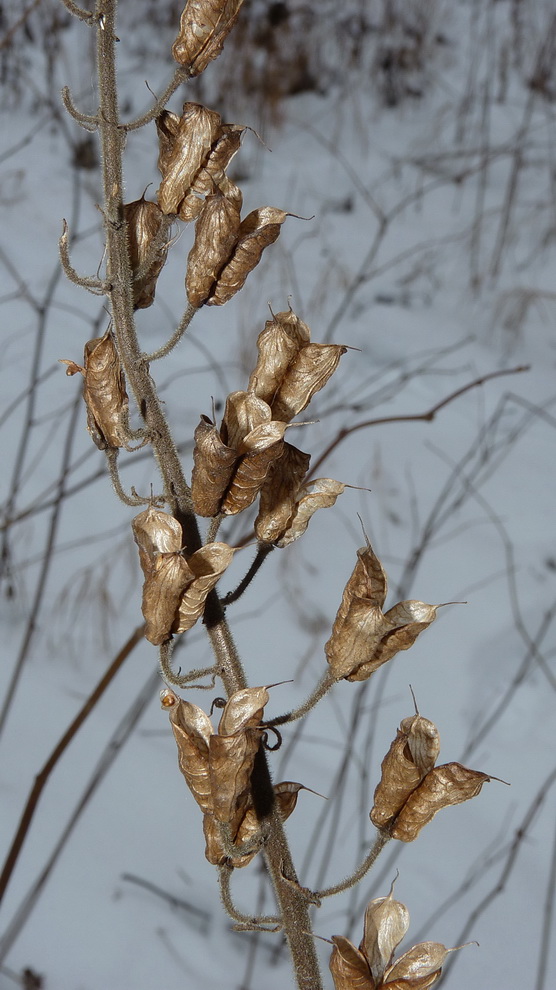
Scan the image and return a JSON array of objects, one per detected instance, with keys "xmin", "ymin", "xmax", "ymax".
[{"xmin": 1, "ymin": 1, "xmax": 502, "ymax": 987}]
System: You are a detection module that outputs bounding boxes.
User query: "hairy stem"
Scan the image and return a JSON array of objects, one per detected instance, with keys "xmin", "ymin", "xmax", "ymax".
[{"xmin": 92, "ymin": 4, "xmax": 323, "ymax": 986}]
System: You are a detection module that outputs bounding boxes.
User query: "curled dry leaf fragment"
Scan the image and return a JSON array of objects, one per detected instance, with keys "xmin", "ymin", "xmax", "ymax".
[
  {"xmin": 61, "ymin": 330, "xmax": 129, "ymax": 449},
  {"xmin": 172, "ymin": 0, "xmax": 244, "ymax": 76},
  {"xmin": 390, "ymin": 762, "xmax": 491, "ymax": 842},
  {"xmin": 207, "ymin": 206, "xmax": 288, "ymax": 305},
  {"xmin": 325, "ymin": 542, "xmax": 438, "ymax": 682},
  {"xmin": 330, "ymin": 891, "xmax": 463, "ymax": 990},
  {"xmin": 123, "ymin": 197, "xmax": 168, "ymax": 309},
  {"xmin": 370, "ymin": 715, "xmax": 440, "ymax": 831}
]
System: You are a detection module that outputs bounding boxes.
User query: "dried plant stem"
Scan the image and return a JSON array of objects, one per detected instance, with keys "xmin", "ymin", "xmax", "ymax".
[
  {"xmin": 220, "ymin": 543, "xmax": 275, "ymax": 605},
  {"xmin": 315, "ymin": 830, "xmax": 391, "ymax": 900},
  {"xmin": 93, "ymin": 4, "xmax": 323, "ymax": 986},
  {"xmin": 143, "ymin": 301, "xmax": 197, "ymax": 363},
  {"xmin": 0, "ymin": 623, "xmax": 144, "ymax": 906}
]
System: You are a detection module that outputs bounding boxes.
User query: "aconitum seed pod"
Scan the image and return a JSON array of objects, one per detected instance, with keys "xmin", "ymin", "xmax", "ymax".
[{"xmin": 172, "ymin": 0, "xmax": 244, "ymax": 77}]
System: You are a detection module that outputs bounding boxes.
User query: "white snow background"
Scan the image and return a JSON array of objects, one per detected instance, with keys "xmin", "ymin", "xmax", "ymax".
[{"xmin": 1, "ymin": 1, "xmax": 556, "ymax": 988}]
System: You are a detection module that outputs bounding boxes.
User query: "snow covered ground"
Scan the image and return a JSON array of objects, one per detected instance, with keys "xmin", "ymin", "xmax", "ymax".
[{"xmin": 1, "ymin": 2, "xmax": 555, "ymax": 988}]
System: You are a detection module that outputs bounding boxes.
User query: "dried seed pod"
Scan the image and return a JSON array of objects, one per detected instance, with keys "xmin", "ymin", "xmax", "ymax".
[
  {"xmin": 191, "ymin": 124, "xmax": 245, "ymax": 198},
  {"xmin": 325, "ymin": 542, "xmax": 438, "ymax": 682},
  {"xmin": 255, "ymin": 443, "xmax": 312, "ymax": 544},
  {"xmin": 248, "ymin": 312, "xmax": 311, "ymax": 405},
  {"xmin": 329, "ymin": 936, "xmax": 374, "ymax": 990},
  {"xmin": 131, "ymin": 506, "xmax": 183, "ymax": 578},
  {"xmin": 221, "ymin": 390, "xmax": 271, "ymax": 449},
  {"xmin": 64, "ymin": 331, "xmax": 129, "ymax": 449},
  {"xmin": 185, "ymin": 189, "xmax": 242, "ymax": 306},
  {"xmin": 172, "ymin": 0, "xmax": 244, "ymax": 76},
  {"xmin": 276, "ymin": 477, "xmax": 346, "ymax": 547},
  {"xmin": 162, "ymin": 691, "xmax": 214, "ymax": 815},
  {"xmin": 157, "ymin": 103, "xmax": 223, "ymax": 215},
  {"xmin": 360, "ymin": 890, "xmax": 410, "ymax": 987},
  {"xmin": 174, "ymin": 542, "xmax": 235, "ymax": 632},
  {"xmin": 371, "ymin": 715, "xmax": 440, "ymax": 831},
  {"xmin": 191, "ymin": 415, "xmax": 237, "ymax": 517},
  {"xmin": 124, "ymin": 198, "xmax": 168, "ymax": 309},
  {"xmin": 218, "ymin": 685, "xmax": 270, "ymax": 735},
  {"xmin": 202, "ymin": 807, "xmax": 258, "ymax": 867},
  {"xmin": 209, "ymin": 729, "xmax": 260, "ymax": 822},
  {"xmin": 142, "ymin": 552, "xmax": 193, "ymax": 645},
  {"xmin": 271, "ymin": 342, "xmax": 348, "ymax": 423},
  {"xmin": 390, "ymin": 762, "xmax": 491, "ymax": 842},
  {"xmin": 221, "ymin": 421, "xmax": 287, "ymax": 515},
  {"xmin": 383, "ymin": 941, "xmax": 451, "ymax": 986},
  {"xmin": 274, "ymin": 781, "xmax": 306, "ymax": 821},
  {"xmin": 207, "ymin": 206, "xmax": 288, "ymax": 306}
]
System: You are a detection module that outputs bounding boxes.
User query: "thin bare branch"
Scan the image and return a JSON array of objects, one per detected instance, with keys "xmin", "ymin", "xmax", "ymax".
[
  {"xmin": 61, "ymin": 85, "xmax": 99, "ymax": 131},
  {"xmin": 59, "ymin": 220, "xmax": 107, "ymax": 294},
  {"xmin": 142, "ymin": 302, "xmax": 198, "ymax": 363}
]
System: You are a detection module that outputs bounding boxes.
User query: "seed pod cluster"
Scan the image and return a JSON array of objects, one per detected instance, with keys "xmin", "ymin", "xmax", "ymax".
[
  {"xmin": 325, "ymin": 541, "xmax": 439, "ymax": 681},
  {"xmin": 186, "ymin": 201, "xmax": 288, "ymax": 307},
  {"xmin": 370, "ymin": 713, "xmax": 491, "ymax": 841},
  {"xmin": 132, "ymin": 506, "xmax": 234, "ymax": 644},
  {"xmin": 191, "ymin": 311, "xmax": 347, "ymax": 531},
  {"xmin": 157, "ymin": 102, "xmax": 244, "ymax": 221},
  {"xmin": 329, "ymin": 887, "xmax": 463, "ymax": 990},
  {"xmin": 123, "ymin": 197, "xmax": 169, "ymax": 310},
  {"xmin": 172, "ymin": 0, "xmax": 244, "ymax": 77},
  {"xmin": 60, "ymin": 330, "xmax": 129, "ymax": 449},
  {"xmin": 161, "ymin": 687, "xmax": 301, "ymax": 867}
]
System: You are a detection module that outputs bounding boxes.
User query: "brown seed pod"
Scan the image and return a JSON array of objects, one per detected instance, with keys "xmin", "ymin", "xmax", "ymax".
[
  {"xmin": 157, "ymin": 103, "xmax": 223, "ymax": 215},
  {"xmin": 185, "ymin": 189, "xmax": 242, "ymax": 306},
  {"xmin": 221, "ymin": 390, "xmax": 271, "ymax": 449},
  {"xmin": 207, "ymin": 206, "xmax": 288, "ymax": 306},
  {"xmin": 172, "ymin": 0, "xmax": 244, "ymax": 76},
  {"xmin": 131, "ymin": 506, "xmax": 183, "ymax": 578},
  {"xmin": 162, "ymin": 691, "xmax": 214, "ymax": 815},
  {"xmin": 276, "ymin": 477, "xmax": 346, "ymax": 547},
  {"xmin": 248, "ymin": 311, "xmax": 311, "ymax": 405},
  {"xmin": 383, "ymin": 941, "xmax": 451, "ymax": 986},
  {"xmin": 191, "ymin": 415, "xmax": 238, "ymax": 517},
  {"xmin": 325, "ymin": 543, "xmax": 438, "ymax": 682},
  {"xmin": 255, "ymin": 443, "xmax": 312, "ymax": 544},
  {"xmin": 123, "ymin": 198, "xmax": 168, "ymax": 310},
  {"xmin": 191, "ymin": 124, "xmax": 245, "ymax": 199},
  {"xmin": 370, "ymin": 715, "xmax": 440, "ymax": 831},
  {"xmin": 271, "ymin": 342, "xmax": 348, "ymax": 423},
  {"xmin": 390, "ymin": 762, "xmax": 491, "ymax": 842},
  {"xmin": 360, "ymin": 890, "xmax": 410, "ymax": 987},
  {"xmin": 142, "ymin": 552, "xmax": 194, "ymax": 645},
  {"xmin": 221, "ymin": 421, "xmax": 287, "ymax": 515},
  {"xmin": 174, "ymin": 542, "xmax": 235, "ymax": 632},
  {"xmin": 64, "ymin": 330, "xmax": 128, "ymax": 449},
  {"xmin": 330, "ymin": 936, "xmax": 375, "ymax": 990}
]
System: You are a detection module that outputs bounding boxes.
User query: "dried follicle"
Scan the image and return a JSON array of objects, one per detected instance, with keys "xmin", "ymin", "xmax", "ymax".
[
  {"xmin": 191, "ymin": 415, "xmax": 237, "ymax": 516},
  {"xmin": 157, "ymin": 102, "xmax": 223, "ymax": 215},
  {"xmin": 271, "ymin": 342, "xmax": 348, "ymax": 422},
  {"xmin": 206, "ymin": 206, "xmax": 288, "ymax": 306},
  {"xmin": 174, "ymin": 541, "xmax": 235, "ymax": 632},
  {"xmin": 254, "ymin": 442, "xmax": 312, "ymax": 544},
  {"xmin": 142, "ymin": 552, "xmax": 194, "ymax": 645},
  {"xmin": 161, "ymin": 686, "xmax": 274, "ymax": 864},
  {"xmin": 123, "ymin": 197, "xmax": 168, "ymax": 309},
  {"xmin": 221, "ymin": 421, "xmax": 288, "ymax": 515},
  {"xmin": 172, "ymin": 0, "xmax": 244, "ymax": 76},
  {"xmin": 61, "ymin": 330, "xmax": 129, "ymax": 449},
  {"xmin": 329, "ymin": 890, "xmax": 464, "ymax": 990},
  {"xmin": 389, "ymin": 762, "xmax": 492, "ymax": 842},
  {"xmin": 325, "ymin": 542, "xmax": 439, "ymax": 682},
  {"xmin": 275, "ymin": 478, "xmax": 346, "ymax": 547},
  {"xmin": 370, "ymin": 715, "xmax": 440, "ymax": 831},
  {"xmin": 221, "ymin": 390, "xmax": 271, "ymax": 450},
  {"xmin": 185, "ymin": 189, "xmax": 242, "ymax": 307},
  {"xmin": 248, "ymin": 311, "xmax": 311, "ymax": 404},
  {"xmin": 131, "ymin": 506, "xmax": 183, "ymax": 578},
  {"xmin": 203, "ymin": 780, "xmax": 305, "ymax": 868}
]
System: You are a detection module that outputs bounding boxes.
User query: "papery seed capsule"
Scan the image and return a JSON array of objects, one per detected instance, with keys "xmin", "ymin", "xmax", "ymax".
[
  {"xmin": 142, "ymin": 552, "xmax": 193, "ymax": 645},
  {"xmin": 329, "ymin": 936, "xmax": 374, "ymax": 990},
  {"xmin": 82, "ymin": 331, "xmax": 129, "ymax": 449},
  {"xmin": 221, "ymin": 422, "xmax": 287, "ymax": 515},
  {"xmin": 390, "ymin": 762, "xmax": 491, "ymax": 842},
  {"xmin": 248, "ymin": 312, "xmax": 311, "ymax": 405},
  {"xmin": 207, "ymin": 207, "xmax": 288, "ymax": 306},
  {"xmin": 124, "ymin": 198, "xmax": 168, "ymax": 309},
  {"xmin": 271, "ymin": 342, "xmax": 348, "ymax": 423},
  {"xmin": 370, "ymin": 715, "xmax": 440, "ymax": 831},
  {"xmin": 174, "ymin": 542, "xmax": 235, "ymax": 632},
  {"xmin": 172, "ymin": 0, "xmax": 244, "ymax": 76},
  {"xmin": 165, "ymin": 696, "xmax": 214, "ymax": 814},
  {"xmin": 360, "ymin": 889, "xmax": 410, "ymax": 986},
  {"xmin": 275, "ymin": 477, "xmax": 345, "ymax": 547},
  {"xmin": 131, "ymin": 506, "xmax": 183, "ymax": 578},
  {"xmin": 191, "ymin": 415, "xmax": 238, "ymax": 517},
  {"xmin": 185, "ymin": 189, "xmax": 241, "ymax": 306},
  {"xmin": 255, "ymin": 443, "xmax": 311, "ymax": 544},
  {"xmin": 157, "ymin": 103, "xmax": 223, "ymax": 215}
]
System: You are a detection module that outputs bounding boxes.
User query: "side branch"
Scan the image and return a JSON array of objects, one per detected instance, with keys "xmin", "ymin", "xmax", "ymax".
[{"xmin": 309, "ymin": 365, "xmax": 529, "ymax": 478}]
